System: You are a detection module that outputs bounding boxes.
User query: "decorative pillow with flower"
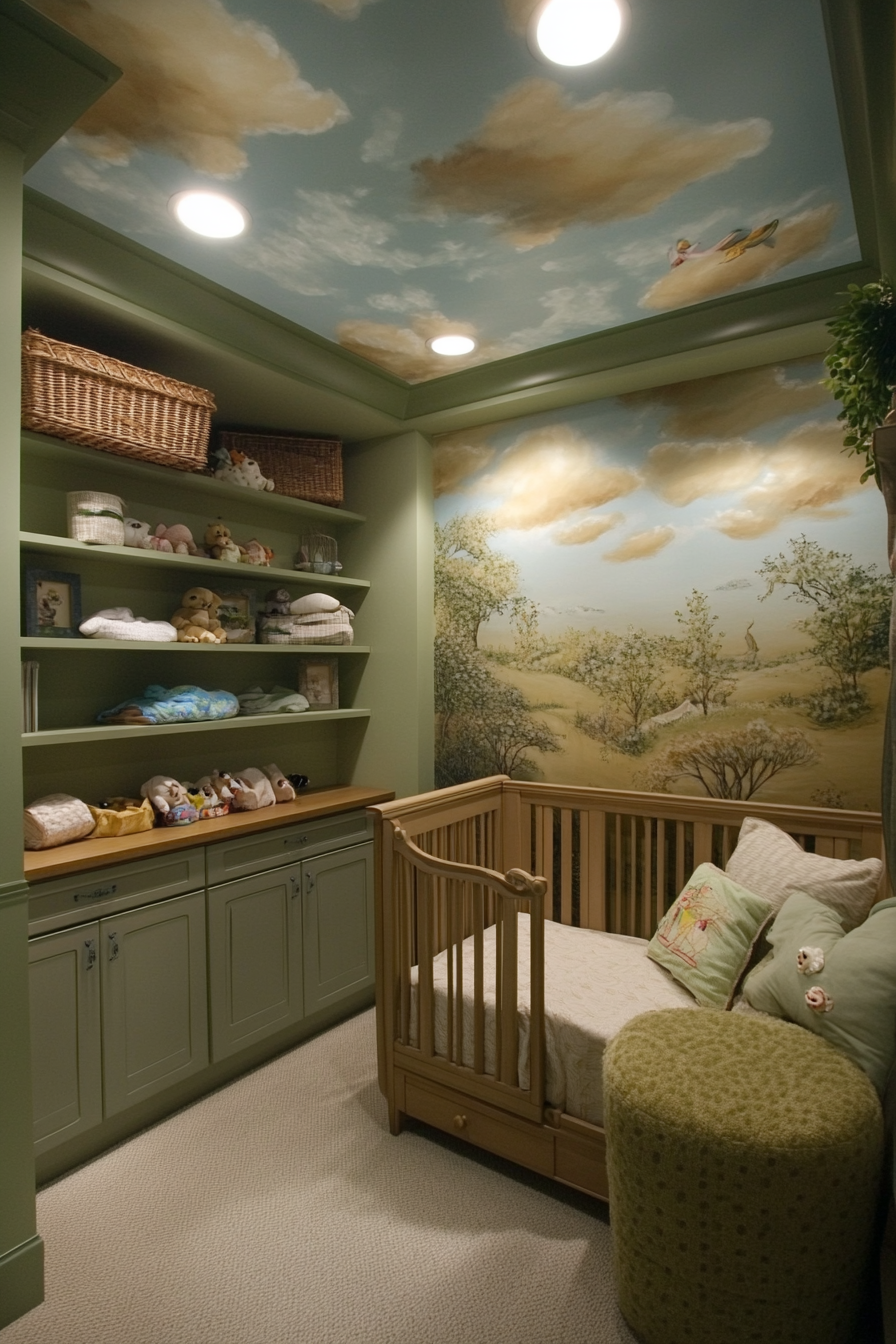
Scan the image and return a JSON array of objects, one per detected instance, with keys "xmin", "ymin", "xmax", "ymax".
[
  {"xmin": 742, "ymin": 891, "xmax": 896, "ymax": 1093},
  {"xmin": 647, "ymin": 863, "xmax": 773, "ymax": 1010}
]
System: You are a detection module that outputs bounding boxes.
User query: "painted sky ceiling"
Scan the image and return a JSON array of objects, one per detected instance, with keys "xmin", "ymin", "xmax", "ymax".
[{"xmin": 25, "ymin": 0, "xmax": 859, "ymax": 384}]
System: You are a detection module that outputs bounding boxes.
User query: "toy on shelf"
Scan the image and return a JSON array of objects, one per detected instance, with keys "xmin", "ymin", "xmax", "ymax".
[
  {"xmin": 183, "ymin": 779, "xmax": 231, "ymax": 819},
  {"xmin": 88, "ymin": 796, "xmax": 154, "ymax": 837},
  {"xmin": 295, "ymin": 531, "xmax": 341, "ymax": 575},
  {"xmin": 124, "ymin": 517, "xmax": 153, "ymax": 548},
  {"xmin": 211, "ymin": 445, "xmax": 275, "ymax": 492},
  {"xmin": 170, "ymin": 586, "xmax": 227, "ymax": 643},
  {"xmin": 79, "ymin": 607, "xmax": 178, "ymax": 642},
  {"xmin": 67, "ymin": 491, "xmax": 125, "ymax": 546},
  {"xmin": 288, "ymin": 773, "xmax": 311, "ymax": 791},
  {"xmin": 205, "ymin": 521, "xmax": 244, "ymax": 563},
  {"xmin": 262, "ymin": 763, "xmax": 296, "ymax": 802},
  {"xmin": 140, "ymin": 776, "xmax": 198, "ymax": 827},
  {"xmin": 228, "ymin": 767, "xmax": 277, "ymax": 810},
  {"xmin": 261, "ymin": 587, "xmax": 291, "ymax": 615},
  {"xmin": 240, "ymin": 538, "xmax": 274, "ymax": 566},
  {"xmin": 149, "ymin": 522, "xmax": 203, "ymax": 555}
]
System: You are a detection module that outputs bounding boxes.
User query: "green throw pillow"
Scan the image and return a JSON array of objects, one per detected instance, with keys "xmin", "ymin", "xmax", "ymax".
[
  {"xmin": 742, "ymin": 891, "xmax": 896, "ymax": 1094},
  {"xmin": 647, "ymin": 863, "xmax": 772, "ymax": 1010}
]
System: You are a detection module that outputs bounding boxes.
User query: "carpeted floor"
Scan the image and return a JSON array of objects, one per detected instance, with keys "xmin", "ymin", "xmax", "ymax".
[{"xmin": 5, "ymin": 1009, "xmax": 638, "ymax": 1344}]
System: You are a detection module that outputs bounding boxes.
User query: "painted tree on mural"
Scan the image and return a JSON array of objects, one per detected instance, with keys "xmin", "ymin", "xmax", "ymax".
[
  {"xmin": 674, "ymin": 590, "xmax": 737, "ymax": 714},
  {"xmin": 646, "ymin": 719, "xmax": 818, "ymax": 800},
  {"xmin": 758, "ymin": 536, "xmax": 891, "ymax": 724},
  {"xmin": 561, "ymin": 626, "xmax": 674, "ymax": 753},
  {"xmin": 434, "ymin": 518, "xmax": 560, "ymax": 785}
]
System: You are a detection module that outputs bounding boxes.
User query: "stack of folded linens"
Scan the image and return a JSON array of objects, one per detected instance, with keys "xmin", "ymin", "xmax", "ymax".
[{"xmin": 257, "ymin": 592, "xmax": 354, "ymax": 645}]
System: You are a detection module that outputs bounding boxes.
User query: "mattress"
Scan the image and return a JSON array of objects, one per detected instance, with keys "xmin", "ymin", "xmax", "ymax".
[{"xmin": 413, "ymin": 915, "xmax": 698, "ymax": 1127}]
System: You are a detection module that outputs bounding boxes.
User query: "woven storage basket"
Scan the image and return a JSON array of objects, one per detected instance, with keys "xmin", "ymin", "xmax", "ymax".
[
  {"xmin": 22, "ymin": 329, "xmax": 216, "ymax": 471},
  {"xmin": 218, "ymin": 431, "xmax": 342, "ymax": 505}
]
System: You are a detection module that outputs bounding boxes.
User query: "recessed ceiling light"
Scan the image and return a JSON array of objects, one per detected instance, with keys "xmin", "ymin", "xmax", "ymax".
[
  {"xmin": 169, "ymin": 190, "xmax": 249, "ymax": 239},
  {"xmin": 531, "ymin": 0, "xmax": 627, "ymax": 67},
  {"xmin": 427, "ymin": 334, "xmax": 477, "ymax": 357}
]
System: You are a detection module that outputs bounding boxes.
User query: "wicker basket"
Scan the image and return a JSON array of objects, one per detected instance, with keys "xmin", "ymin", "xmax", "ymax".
[
  {"xmin": 218, "ymin": 431, "xmax": 342, "ymax": 506},
  {"xmin": 22, "ymin": 329, "xmax": 216, "ymax": 472}
]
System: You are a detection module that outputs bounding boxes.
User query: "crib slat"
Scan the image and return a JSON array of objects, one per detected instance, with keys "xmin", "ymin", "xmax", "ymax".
[
  {"xmin": 529, "ymin": 895, "xmax": 545, "ymax": 1105},
  {"xmin": 627, "ymin": 815, "xmax": 637, "ymax": 938},
  {"xmin": 655, "ymin": 819, "xmax": 666, "ymax": 926},
  {"xmin": 499, "ymin": 900, "xmax": 518, "ymax": 1087},
  {"xmin": 614, "ymin": 813, "xmax": 623, "ymax": 933},
  {"xmin": 641, "ymin": 818, "xmax": 653, "ymax": 939},
  {"xmin": 445, "ymin": 877, "xmax": 454, "ymax": 1063},
  {"xmin": 473, "ymin": 884, "xmax": 485, "ymax": 1074},
  {"xmin": 399, "ymin": 856, "xmax": 411, "ymax": 1045},
  {"xmin": 541, "ymin": 808, "xmax": 554, "ymax": 918},
  {"xmin": 417, "ymin": 871, "xmax": 434, "ymax": 1057},
  {"xmin": 694, "ymin": 821, "xmax": 713, "ymax": 869},
  {"xmin": 560, "ymin": 808, "xmax": 573, "ymax": 926},
  {"xmin": 584, "ymin": 809, "xmax": 606, "ymax": 931},
  {"xmin": 675, "ymin": 821, "xmax": 686, "ymax": 895}
]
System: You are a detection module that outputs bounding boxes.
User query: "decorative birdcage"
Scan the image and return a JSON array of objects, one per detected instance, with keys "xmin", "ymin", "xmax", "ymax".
[{"xmin": 295, "ymin": 531, "xmax": 340, "ymax": 575}]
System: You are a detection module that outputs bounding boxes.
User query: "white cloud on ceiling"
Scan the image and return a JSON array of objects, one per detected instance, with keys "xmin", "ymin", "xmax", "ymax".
[
  {"xmin": 604, "ymin": 526, "xmax": 677, "ymax": 562},
  {"xmin": 640, "ymin": 204, "xmax": 838, "ymax": 309},
  {"xmin": 432, "ymin": 429, "xmax": 497, "ymax": 497},
  {"xmin": 413, "ymin": 79, "xmax": 771, "ymax": 247},
  {"xmin": 336, "ymin": 314, "xmax": 514, "ymax": 381},
  {"xmin": 508, "ymin": 282, "xmax": 621, "ymax": 349},
  {"xmin": 553, "ymin": 512, "xmax": 625, "ymax": 545},
  {"xmin": 30, "ymin": 0, "xmax": 349, "ymax": 176},
  {"xmin": 361, "ymin": 109, "xmax": 404, "ymax": 164},
  {"xmin": 622, "ymin": 363, "xmax": 830, "ymax": 439},
  {"xmin": 367, "ymin": 287, "xmax": 438, "ymax": 313},
  {"xmin": 644, "ymin": 440, "xmax": 767, "ymax": 506},
  {"xmin": 478, "ymin": 426, "xmax": 642, "ymax": 529}
]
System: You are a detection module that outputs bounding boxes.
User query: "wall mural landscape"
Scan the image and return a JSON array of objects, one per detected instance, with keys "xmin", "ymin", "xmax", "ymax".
[
  {"xmin": 25, "ymin": 0, "xmax": 859, "ymax": 381},
  {"xmin": 433, "ymin": 359, "xmax": 891, "ymax": 809}
]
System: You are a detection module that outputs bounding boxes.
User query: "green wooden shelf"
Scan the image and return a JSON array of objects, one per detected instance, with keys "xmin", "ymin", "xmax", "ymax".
[
  {"xmin": 20, "ymin": 531, "xmax": 370, "ymax": 591},
  {"xmin": 22, "ymin": 432, "xmax": 366, "ymax": 523},
  {"xmin": 22, "ymin": 708, "xmax": 371, "ymax": 747},
  {"xmin": 20, "ymin": 637, "xmax": 368, "ymax": 653}
]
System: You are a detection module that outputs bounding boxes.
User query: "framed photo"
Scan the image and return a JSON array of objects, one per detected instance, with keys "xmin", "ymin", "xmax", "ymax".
[
  {"xmin": 298, "ymin": 655, "xmax": 339, "ymax": 709},
  {"xmin": 217, "ymin": 589, "xmax": 257, "ymax": 644},
  {"xmin": 24, "ymin": 568, "xmax": 81, "ymax": 638}
]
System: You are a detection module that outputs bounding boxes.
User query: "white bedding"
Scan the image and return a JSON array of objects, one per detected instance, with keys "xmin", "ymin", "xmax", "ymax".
[{"xmin": 413, "ymin": 915, "xmax": 698, "ymax": 1126}]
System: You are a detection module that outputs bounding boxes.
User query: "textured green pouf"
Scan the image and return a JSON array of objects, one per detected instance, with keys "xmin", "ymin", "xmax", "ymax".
[{"xmin": 603, "ymin": 1009, "xmax": 884, "ymax": 1344}]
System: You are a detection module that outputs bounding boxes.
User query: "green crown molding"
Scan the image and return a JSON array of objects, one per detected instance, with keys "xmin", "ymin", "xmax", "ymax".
[{"xmin": 0, "ymin": 0, "xmax": 119, "ymax": 169}]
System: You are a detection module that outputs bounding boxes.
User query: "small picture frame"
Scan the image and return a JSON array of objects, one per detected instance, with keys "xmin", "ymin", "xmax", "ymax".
[
  {"xmin": 298, "ymin": 655, "xmax": 339, "ymax": 709},
  {"xmin": 217, "ymin": 589, "xmax": 257, "ymax": 644},
  {"xmin": 24, "ymin": 569, "xmax": 82, "ymax": 638}
]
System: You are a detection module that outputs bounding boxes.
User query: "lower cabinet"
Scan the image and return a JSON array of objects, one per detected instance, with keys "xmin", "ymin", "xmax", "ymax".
[{"xmin": 28, "ymin": 890, "xmax": 208, "ymax": 1153}]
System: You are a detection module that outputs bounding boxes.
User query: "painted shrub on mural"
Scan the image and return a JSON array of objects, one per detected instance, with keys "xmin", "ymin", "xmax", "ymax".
[{"xmin": 432, "ymin": 358, "xmax": 891, "ymax": 807}]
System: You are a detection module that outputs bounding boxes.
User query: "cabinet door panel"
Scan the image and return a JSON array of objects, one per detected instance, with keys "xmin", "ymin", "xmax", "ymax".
[
  {"xmin": 303, "ymin": 842, "xmax": 374, "ymax": 1015},
  {"xmin": 208, "ymin": 868, "xmax": 304, "ymax": 1062},
  {"xmin": 101, "ymin": 891, "xmax": 208, "ymax": 1117},
  {"xmin": 28, "ymin": 924, "xmax": 102, "ymax": 1153}
]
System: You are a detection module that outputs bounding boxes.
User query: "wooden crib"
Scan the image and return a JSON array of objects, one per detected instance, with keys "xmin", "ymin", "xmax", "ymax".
[{"xmin": 369, "ymin": 777, "xmax": 885, "ymax": 1201}]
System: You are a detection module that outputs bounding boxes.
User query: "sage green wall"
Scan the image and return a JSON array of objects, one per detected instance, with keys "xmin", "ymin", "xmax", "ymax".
[
  {"xmin": 0, "ymin": 135, "xmax": 42, "ymax": 1330},
  {"xmin": 340, "ymin": 431, "xmax": 434, "ymax": 798}
]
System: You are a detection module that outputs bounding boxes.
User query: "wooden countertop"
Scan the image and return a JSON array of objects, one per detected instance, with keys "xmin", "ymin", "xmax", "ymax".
[{"xmin": 24, "ymin": 785, "xmax": 394, "ymax": 882}]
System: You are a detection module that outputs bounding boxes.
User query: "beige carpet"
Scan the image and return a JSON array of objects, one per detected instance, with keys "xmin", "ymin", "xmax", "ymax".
[{"xmin": 5, "ymin": 1009, "xmax": 637, "ymax": 1344}]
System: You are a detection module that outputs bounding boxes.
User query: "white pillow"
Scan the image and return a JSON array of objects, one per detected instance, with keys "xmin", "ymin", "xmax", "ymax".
[
  {"xmin": 290, "ymin": 592, "xmax": 341, "ymax": 616},
  {"xmin": 24, "ymin": 794, "xmax": 95, "ymax": 850},
  {"xmin": 725, "ymin": 816, "xmax": 882, "ymax": 931}
]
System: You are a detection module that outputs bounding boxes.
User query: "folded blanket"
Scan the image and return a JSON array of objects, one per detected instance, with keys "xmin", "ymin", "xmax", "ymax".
[
  {"xmin": 238, "ymin": 685, "xmax": 310, "ymax": 715},
  {"xmin": 98, "ymin": 684, "xmax": 240, "ymax": 725},
  {"xmin": 258, "ymin": 607, "xmax": 353, "ymax": 646},
  {"xmin": 80, "ymin": 607, "xmax": 178, "ymax": 642}
]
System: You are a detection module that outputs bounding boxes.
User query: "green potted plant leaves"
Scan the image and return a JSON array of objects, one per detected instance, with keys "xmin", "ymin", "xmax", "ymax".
[{"xmin": 824, "ymin": 275, "xmax": 896, "ymax": 483}]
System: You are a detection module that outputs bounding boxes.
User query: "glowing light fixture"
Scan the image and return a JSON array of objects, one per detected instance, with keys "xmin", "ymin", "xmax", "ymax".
[
  {"xmin": 531, "ymin": 0, "xmax": 626, "ymax": 66},
  {"xmin": 169, "ymin": 190, "xmax": 249, "ymax": 239},
  {"xmin": 427, "ymin": 334, "xmax": 477, "ymax": 357}
]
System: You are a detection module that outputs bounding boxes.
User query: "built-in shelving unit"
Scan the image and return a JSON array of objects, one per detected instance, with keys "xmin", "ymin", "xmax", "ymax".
[
  {"xmin": 21, "ymin": 637, "xmax": 369, "ymax": 653},
  {"xmin": 21, "ymin": 708, "xmax": 372, "ymax": 748}
]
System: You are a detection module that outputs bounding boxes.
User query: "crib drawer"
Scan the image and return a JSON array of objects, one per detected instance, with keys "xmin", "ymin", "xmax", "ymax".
[
  {"xmin": 402, "ymin": 1073, "xmax": 554, "ymax": 1178},
  {"xmin": 554, "ymin": 1129, "xmax": 609, "ymax": 1200}
]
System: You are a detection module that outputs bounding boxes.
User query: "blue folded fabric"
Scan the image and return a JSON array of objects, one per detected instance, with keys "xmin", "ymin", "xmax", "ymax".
[{"xmin": 97, "ymin": 684, "xmax": 240, "ymax": 725}]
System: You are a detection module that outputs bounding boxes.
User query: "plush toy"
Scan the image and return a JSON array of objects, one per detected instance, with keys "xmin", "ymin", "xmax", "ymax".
[
  {"xmin": 149, "ymin": 522, "xmax": 203, "ymax": 556},
  {"xmin": 140, "ymin": 775, "xmax": 198, "ymax": 826},
  {"xmin": 194, "ymin": 773, "xmax": 234, "ymax": 806},
  {"xmin": 796, "ymin": 946, "xmax": 826, "ymax": 975},
  {"xmin": 204, "ymin": 521, "xmax": 244, "ymax": 563},
  {"xmin": 229, "ymin": 767, "xmax": 277, "ymax": 810},
  {"xmin": 240, "ymin": 538, "xmax": 274, "ymax": 566},
  {"xmin": 124, "ymin": 517, "xmax": 153, "ymax": 548},
  {"xmin": 262, "ymin": 763, "xmax": 296, "ymax": 803},
  {"xmin": 262, "ymin": 587, "xmax": 292, "ymax": 615},
  {"xmin": 288, "ymin": 773, "xmax": 310, "ymax": 792},
  {"xmin": 213, "ymin": 448, "xmax": 275, "ymax": 492},
  {"xmin": 183, "ymin": 780, "xmax": 230, "ymax": 819},
  {"xmin": 170, "ymin": 587, "xmax": 227, "ymax": 643}
]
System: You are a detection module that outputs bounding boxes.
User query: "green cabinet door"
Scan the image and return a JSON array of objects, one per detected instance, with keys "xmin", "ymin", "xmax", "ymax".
[
  {"xmin": 302, "ymin": 842, "xmax": 374, "ymax": 1015},
  {"xmin": 207, "ymin": 864, "xmax": 304, "ymax": 1063},
  {"xmin": 101, "ymin": 891, "xmax": 208, "ymax": 1117},
  {"xmin": 28, "ymin": 924, "xmax": 103, "ymax": 1154}
]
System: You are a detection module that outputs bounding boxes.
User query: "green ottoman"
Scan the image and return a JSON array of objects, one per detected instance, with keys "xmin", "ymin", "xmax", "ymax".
[{"xmin": 603, "ymin": 1009, "xmax": 884, "ymax": 1344}]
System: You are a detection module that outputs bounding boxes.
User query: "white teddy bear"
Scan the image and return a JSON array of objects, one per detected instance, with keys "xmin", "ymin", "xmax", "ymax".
[
  {"xmin": 124, "ymin": 517, "xmax": 153, "ymax": 548},
  {"xmin": 213, "ymin": 449, "xmax": 275, "ymax": 492}
]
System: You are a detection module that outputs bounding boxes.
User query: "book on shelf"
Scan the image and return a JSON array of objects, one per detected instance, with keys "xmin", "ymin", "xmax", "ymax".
[{"xmin": 22, "ymin": 661, "xmax": 39, "ymax": 733}]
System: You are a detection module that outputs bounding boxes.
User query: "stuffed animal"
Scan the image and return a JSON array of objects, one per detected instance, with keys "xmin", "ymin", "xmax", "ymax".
[
  {"xmin": 262, "ymin": 587, "xmax": 292, "ymax": 615},
  {"xmin": 194, "ymin": 773, "xmax": 234, "ymax": 806},
  {"xmin": 170, "ymin": 586, "xmax": 227, "ymax": 643},
  {"xmin": 140, "ymin": 775, "xmax": 198, "ymax": 826},
  {"xmin": 149, "ymin": 522, "xmax": 202, "ymax": 556},
  {"xmin": 205, "ymin": 521, "xmax": 244, "ymax": 563},
  {"xmin": 124, "ymin": 517, "xmax": 153, "ymax": 548},
  {"xmin": 261, "ymin": 763, "xmax": 296, "ymax": 803},
  {"xmin": 204, "ymin": 770, "xmax": 242, "ymax": 806},
  {"xmin": 229, "ymin": 767, "xmax": 277, "ymax": 810},
  {"xmin": 213, "ymin": 448, "xmax": 275, "ymax": 492},
  {"xmin": 182, "ymin": 779, "xmax": 230, "ymax": 819},
  {"xmin": 240, "ymin": 538, "xmax": 274, "ymax": 566},
  {"xmin": 288, "ymin": 773, "xmax": 310, "ymax": 792}
]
